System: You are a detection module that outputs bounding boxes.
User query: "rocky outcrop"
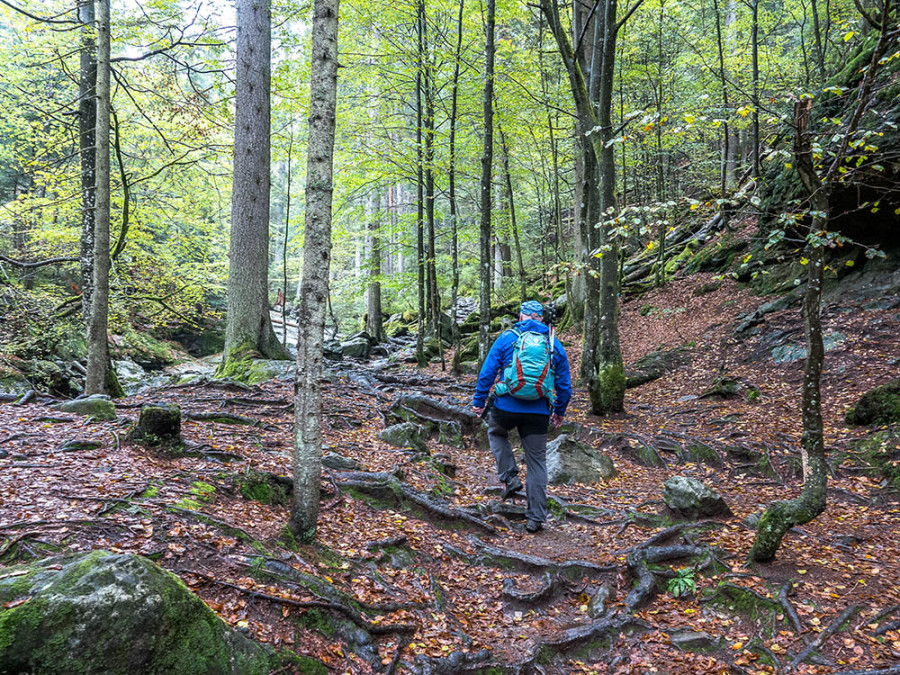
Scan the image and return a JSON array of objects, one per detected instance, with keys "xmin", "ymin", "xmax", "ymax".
[
  {"xmin": 846, "ymin": 379, "xmax": 900, "ymax": 426},
  {"xmin": 0, "ymin": 550, "xmax": 271, "ymax": 674},
  {"xmin": 58, "ymin": 394, "xmax": 117, "ymax": 421},
  {"xmin": 663, "ymin": 476, "xmax": 731, "ymax": 519},
  {"xmin": 546, "ymin": 434, "xmax": 616, "ymax": 484}
]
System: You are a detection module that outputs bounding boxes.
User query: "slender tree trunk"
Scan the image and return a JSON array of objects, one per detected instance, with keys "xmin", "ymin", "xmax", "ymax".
[
  {"xmin": 478, "ymin": 0, "xmax": 496, "ymax": 363},
  {"xmin": 282, "ymin": 124, "xmax": 293, "ymax": 347},
  {"xmin": 292, "ymin": 0, "xmax": 339, "ymax": 542},
  {"xmin": 750, "ymin": 9, "xmax": 893, "ymax": 559},
  {"xmin": 221, "ymin": 0, "xmax": 288, "ymax": 377},
  {"xmin": 810, "ymin": 0, "xmax": 825, "ymax": 83},
  {"xmin": 415, "ymin": 0, "xmax": 427, "ymax": 364},
  {"xmin": 449, "ymin": 0, "xmax": 464, "ymax": 374},
  {"xmin": 712, "ymin": 0, "xmax": 730, "ymax": 194},
  {"xmin": 498, "ymin": 123, "xmax": 527, "ymax": 302},
  {"xmin": 78, "ymin": 0, "xmax": 96, "ymax": 324},
  {"xmin": 365, "ymin": 191, "xmax": 385, "ymax": 341},
  {"xmin": 84, "ymin": 0, "xmax": 112, "ymax": 396},
  {"xmin": 751, "ymin": 0, "xmax": 760, "ymax": 180},
  {"xmin": 424, "ymin": 43, "xmax": 439, "ymax": 340}
]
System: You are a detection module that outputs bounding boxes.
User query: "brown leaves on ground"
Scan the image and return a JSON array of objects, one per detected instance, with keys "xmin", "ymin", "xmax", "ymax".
[{"xmin": 1, "ymin": 268, "xmax": 899, "ymax": 673}]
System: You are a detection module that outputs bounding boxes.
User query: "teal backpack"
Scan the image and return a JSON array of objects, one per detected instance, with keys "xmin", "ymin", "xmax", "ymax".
[{"xmin": 494, "ymin": 328, "xmax": 556, "ymax": 404}]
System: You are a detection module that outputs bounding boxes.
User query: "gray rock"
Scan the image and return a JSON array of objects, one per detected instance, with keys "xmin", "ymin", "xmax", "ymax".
[
  {"xmin": 670, "ymin": 630, "xmax": 723, "ymax": 652},
  {"xmin": 772, "ymin": 331, "xmax": 846, "ymax": 364},
  {"xmin": 341, "ymin": 338, "xmax": 371, "ymax": 359},
  {"xmin": 322, "ymin": 452, "xmax": 361, "ymax": 470},
  {"xmin": 0, "ymin": 550, "xmax": 271, "ymax": 674},
  {"xmin": 247, "ymin": 359, "xmax": 294, "ymax": 383},
  {"xmin": 588, "ymin": 584, "xmax": 612, "ymax": 618},
  {"xmin": 663, "ymin": 475, "xmax": 731, "ymax": 519},
  {"xmin": 58, "ymin": 394, "xmax": 116, "ymax": 421},
  {"xmin": 546, "ymin": 434, "xmax": 616, "ymax": 484},
  {"xmin": 113, "ymin": 359, "xmax": 147, "ymax": 394},
  {"xmin": 378, "ymin": 422, "xmax": 429, "ymax": 452},
  {"xmin": 323, "ymin": 339, "xmax": 343, "ymax": 361}
]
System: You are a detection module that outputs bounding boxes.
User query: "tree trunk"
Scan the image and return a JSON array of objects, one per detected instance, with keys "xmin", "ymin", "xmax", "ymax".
[
  {"xmin": 712, "ymin": 0, "xmax": 730, "ymax": 195},
  {"xmin": 365, "ymin": 191, "xmax": 385, "ymax": 341},
  {"xmin": 751, "ymin": 0, "xmax": 760, "ymax": 181},
  {"xmin": 498, "ymin": 123, "xmax": 527, "ymax": 302},
  {"xmin": 424, "ymin": 37, "xmax": 439, "ymax": 340},
  {"xmin": 221, "ymin": 0, "xmax": 288, "ymax": 379},
  {"xmin": 282, "ymin": 124, "xmax": 293, "ymax": 347},
  {"xmin": 84, "ymin": 0, "xmax": 112, "ymax": 396},
  {"xmin": 78, "ymin": 0, "xmax": 96, "ymax": 324},
  {"xmin": 478, "ymin": 0, "xmax": 496, "ymax": 364},
  {"xmin": 415, "ymin": 0, "xmax": 427, "ymax": 364},
  {"xmin": 292, "ymin": 0, "xmax": 339, "ymax": 543},
  {"xmin": 449, "ymin": 0, "xmax": 464, "ymax": 374}
]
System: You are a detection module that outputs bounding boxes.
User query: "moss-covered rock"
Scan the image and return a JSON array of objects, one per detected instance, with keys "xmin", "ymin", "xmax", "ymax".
[
  {"xmin": 546, "ymin": 434, "xmax": 616, "ymax": 484},
  {"xmin": 846, "ymin": 380, "xmax": 900, "ymax": 426},
  {"xmin": 58, "ymin": 395, "xmax": 116, "ymax": 421},
  {"xmin": 131, "ymin": 403, "xmax": 181, "ymax": 446},
  {"xmin": 626, "ymin": 347, "xmax": 689, "ymax": 388},
  {"xmin": 378, "ymin": 422, "xmax": 429, "ymax": 452},
  {"xmin": 842, "ymin": 431, "xmax": 900, "ymax": 489},
  {"xmin": 663, "ymin": 476, "xmax": 731, "ymax": 519},
  {"xmin": 0, "ymin": 550, "xmax": 270, "ymax": 674}
]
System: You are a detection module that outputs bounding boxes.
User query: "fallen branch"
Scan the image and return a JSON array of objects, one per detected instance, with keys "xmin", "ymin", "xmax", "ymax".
[
  {"xmin": 787, "ymin": 605, "xmax": 862, "ymax": 669},
  {"xmin": 0, "ymin": 255, "xmax": 78, "ymax": 269},
  {"xmin": 0, "ymin": 530, "xmax": 41, "ymax": 557}
]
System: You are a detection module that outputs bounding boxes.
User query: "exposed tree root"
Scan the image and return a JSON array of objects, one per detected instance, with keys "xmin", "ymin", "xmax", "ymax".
[
  {"xmin": 778, "ymin": 581, "xmax": 804, "ymax": 634},
  {"xmin": 830, "ymin": 667, "xmax": 900, "ymax": 675},
  {"xmin": 468, "ymin": 536, "xmax": 617, "ymax": 575},
  {"xmin": 183, "ymin": 569, "xmax": 418, "ymax": 637},
  {"xmin": 185, "ymin": 411, "xmax": 279, "ymax": 431},
  {"xmin": 333, "ymin": 472, "xmax": 498, "ymax": 534},
  {"xmin": 625, "ymin": 544, "xmax": 708, "ymax": 611},
  {"xmin": 502, "ymin": 571, "xmax": 557, "ymax": 604},
  {"xmin": 787, "ymin": 605, "xmax": 861, "ymax": 669}
]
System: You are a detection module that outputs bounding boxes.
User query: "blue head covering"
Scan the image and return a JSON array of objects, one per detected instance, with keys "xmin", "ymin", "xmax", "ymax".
[{"xmin": 520, "ymin": 300, "xmax": 544, "ymax": 317}]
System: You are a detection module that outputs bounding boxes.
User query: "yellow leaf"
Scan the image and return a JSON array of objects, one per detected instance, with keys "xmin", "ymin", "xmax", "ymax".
[
  {"xmin": 798, "ymin": 568, "xmax": 808, "ymax": 573},
  {"xmin": 785, "ymin": 162, "xmax": 792, "ymax": 169},
  {"xmin": 844, "ymin": 30, "xmax": 855, "ymax": 41},
  {"xmin": 845, "ymin": 260, "xmax": 855, "ymax": 267},
  {"xmin": 732, "ymin": 642, "xmax": 744, "ymax": 650},
  {"xmin": 800, "ymin": 258, "xmax": 809, "ymax": 266},
  {"xmin": 684, "ymin": 114, "xmax": 695, "ymax": 124}
]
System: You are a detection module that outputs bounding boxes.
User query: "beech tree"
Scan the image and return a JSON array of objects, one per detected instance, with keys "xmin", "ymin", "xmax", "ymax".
[
  {"xmin": 220, "ymin": 0, "xmax": 288, "ymax": 379},
  {"xmin": 291, "ymin": 0, "xmax": 340, "ymax": 541}
]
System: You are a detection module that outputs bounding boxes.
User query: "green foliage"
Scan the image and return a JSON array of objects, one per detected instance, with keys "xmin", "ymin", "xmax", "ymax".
[{"xmin": 666, "ymin": 567, "xmax": 697, "ymax": 598}]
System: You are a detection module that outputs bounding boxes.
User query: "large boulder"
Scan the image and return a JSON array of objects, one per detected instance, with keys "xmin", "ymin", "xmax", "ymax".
[
  {"xmin": 340, "ymin": 338, "xmax": 371, "ymax": 359},
  {"xmin": 323, "ymin": 339, "xmax": 343, "ymax": 361},
  {"xmin": 378, "ymin": 422, "xmax": 429, "ymax": 452},
  {"xmin": 0, "ymin": 550, "xmax": 271, "ymax": 674},
  {"xmin": 846, "ymin": 379, "xmax": 900, "ymax": 426},
  {"xmin": 546, "ymin": 434, "xmax": 616, "ymax": 484},
  {"xmin": 132, "ymin": 403, "xmax": 181, "ymax": 446},
  {"xmin": 626, "ymin": 348, "xmax": 689, "ymax": 388},
  {"xmin": 663, "ymin": 476, "xmax": 731, "ymax": 519},
  {"xmin": 58, "ymin": 394, "xmax": 116, "ymax": 421}
]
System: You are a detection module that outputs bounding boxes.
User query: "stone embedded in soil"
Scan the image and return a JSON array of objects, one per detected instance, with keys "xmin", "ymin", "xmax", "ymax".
[
  {"xmin": 845, "ymin": 379, "xmax": 900, "ymax": 426},
  {"xmin": 663, "ymin": 475, "xmax": 732, "ymax": 519},
  {"xmin": 58, "ymin": 394, "xmax": 117, "ymax": 421},
  {"xmin": 546, "ymin": 434, "xmax": 616, "ymax": 484},
  {"xmin": 378, "ymin": 421, "xmax": 429, "ymax": 452}
]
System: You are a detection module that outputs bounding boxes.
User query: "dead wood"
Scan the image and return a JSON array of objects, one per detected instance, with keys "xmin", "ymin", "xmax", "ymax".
[
  {"xmin": 787, "ymin": 605, "xmax": 862, "ymax": 669},
  {"xmin": 0, "ymin": 530, "xmax": 42, "ymax": 557},
  {"xmin": 625, "ymin": 544, "xmax": 708, "ymax": 611},
  {"xmin": 779, "ymin": 581, "xmax": 804, "ymax": 634},
  {"xmin": 366, "ymin": 535, "xmax": 408, "ymax": 550},
  {"xmin": 13, "ymin": 390, "xmax": 36, "ymax": 406},
  {"xmin": 468, "ymin": 536, "xmax": 616, "ymax": 575}
]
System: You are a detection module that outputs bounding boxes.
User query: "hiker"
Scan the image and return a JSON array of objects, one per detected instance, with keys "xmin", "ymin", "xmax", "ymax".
[{"xmin": 471, "ymin": 300, "xmax": 571, "ymax": 533}]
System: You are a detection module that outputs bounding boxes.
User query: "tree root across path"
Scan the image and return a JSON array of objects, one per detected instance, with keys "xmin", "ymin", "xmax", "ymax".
[
  {"xmin": 332, "ymin": 471, "xmax": 498, "ymax": 534},
  {"xmin": 468, "ymin": 536, "xmax": 617, "ymax": 576}
]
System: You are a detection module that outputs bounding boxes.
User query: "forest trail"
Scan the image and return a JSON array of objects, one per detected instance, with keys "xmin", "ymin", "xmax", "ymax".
[{"xmin": 1, "ymin": 268, "xmax": 899, "ymax": 674}]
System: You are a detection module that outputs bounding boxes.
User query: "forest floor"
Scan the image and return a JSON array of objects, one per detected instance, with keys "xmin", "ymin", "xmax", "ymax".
[{"xmin": 1, "ymin": 267, "xmax": 899, "ymax": 674}]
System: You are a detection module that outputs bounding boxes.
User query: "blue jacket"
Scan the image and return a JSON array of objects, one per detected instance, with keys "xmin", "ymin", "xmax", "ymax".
[{"xmin": 473, "ymin": 319, "xmax": 572, "ymax": 416}]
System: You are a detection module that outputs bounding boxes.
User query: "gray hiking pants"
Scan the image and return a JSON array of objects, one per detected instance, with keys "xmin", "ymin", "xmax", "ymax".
[{"xmin": 487, "ymin": 408, "xmax": 550, "ymax": 524}]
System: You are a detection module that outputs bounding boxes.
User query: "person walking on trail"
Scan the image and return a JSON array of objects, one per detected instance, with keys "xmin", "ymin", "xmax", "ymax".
[{"xmin": 471, "ymin": 300, "xmax": 571, "ymax": 533}]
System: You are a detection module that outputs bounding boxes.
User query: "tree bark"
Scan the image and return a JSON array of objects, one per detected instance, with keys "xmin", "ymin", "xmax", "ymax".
[
  {"xmin": 78, "ymin": 0, "xmax": 96, "ymax": 324},
  {"xmin": 292, "ymin": 0, "xmax": 340, "ymax": 542},
  {"xmin": 712, "ymin": 0, "xmax": 731, "ymax": 195},
  {"xmin": 478, "ymin": 0, "xmax": 496, "ymax": 364},
  {"xmin": 449, "ymin": 0, "xmax": 464, "ymax": 374},
  {"xmin": 415, "ymin": 0, "xmax": 427, "ymax": 364},
  {"xmin": 498, "ymin": 122, "xmax": 527, "ymax": 302},
  {"xmin": 84, "ymin": 0, "xmax": 112, "ymax": 396},
  {"xmin": 221, "ymin": 0, "xmax": 288, "ymax": 378},
  {"xmin": 365, "ymin": 191, "xmax": 385, "ymax": 341}
]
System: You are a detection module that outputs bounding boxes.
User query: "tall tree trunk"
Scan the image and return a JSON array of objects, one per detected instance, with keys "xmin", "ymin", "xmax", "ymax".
[
  {"xmin": 221, "ymin": 0, "xmax": 288, "ymax": 378},
  {"xmin": 498, "ymin": 123, "xmax": 527, "ymax": 302},
  {"xmin": 415, "ymin": 0, "xmax": 427, "ymax": 364},
  {"xmin": 84, "ymin": 0, "xmax": 112, "ymax": 396},
  {"xmin": 750, "ymin": 8, "xmax": 892, "ymax": 560},
  {"xmin": 712, "ymin": 0, "xmax": 730, "ymax": 194},
  {"xmin": 78, "ymin": 0, "xmax": 96, "ymax": 324},
  {"xmin": 810, "ymin": 0, "xmax": 826, "ymax": 83},
  {"xmin": 478, "ymin": 0, "xmax": 496, "ymax": 363},
  {"xmin": 449, "ymin": 0, "xmax": 464, "ymax": 375},
  {"xmin": 282, "ymin": 124, "xmax": 293, "ymax": 347},
  {"xmin": 751, "ymin": 0, "xmax": 760, "ymax": 180},
  {"xmin": 292, "ymin": 0, "xmax": 340, "ymax": 543},
  {"xmin": 424, "ymin": 41, "xmax": 439, "ymax": 340},
  {"xmin": 365, "ymin": 191, "xmax": 385, "ymax": 341}
]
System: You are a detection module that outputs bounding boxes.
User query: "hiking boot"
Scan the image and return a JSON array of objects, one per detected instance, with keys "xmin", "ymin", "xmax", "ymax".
[
  {"xmin": 501, "ymin": 476, "xmax": 523, "ymax": 500},
  {"xmin": 525, "ymin": 519, "xmax": 543, "ymax": 533}
]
